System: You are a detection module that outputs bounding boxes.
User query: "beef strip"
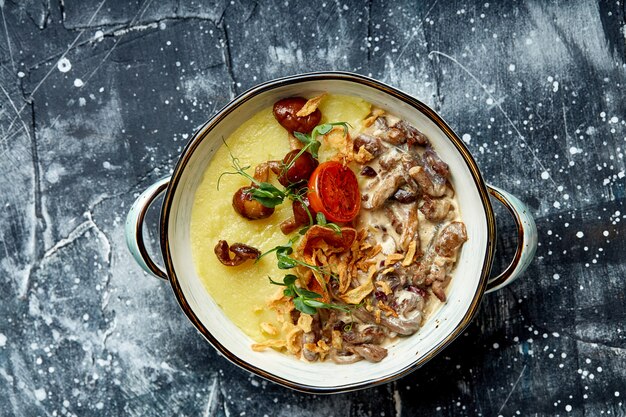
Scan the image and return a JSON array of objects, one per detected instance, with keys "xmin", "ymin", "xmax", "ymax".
[
  {"xmin": 329, "ymin": 348, "xmax": 362, "ymax": 364},
  {"xmin": 387, "ymin": 201, "xmax": 421, "ymax": 252},
  {"xmin": 420, "ymin": 196, "xmax": 452, "ymax": 221},
  {"xmin": 343, "ymin": 325, "xmax": 386, "ymax": 345},
  {"xmin": 361, "ymin": 149, "xmax": 419, "ymax": 210},
  {"xmin": 348, "ymin": 344, "xmax": 388, "ymax": 362},
  {"xmin": 353, "ymin": 134, "xmax": 385, "ymax": 157},
  {"xmin": 435, "ymin": 221, "xmax": 467, "ymax": 258}
]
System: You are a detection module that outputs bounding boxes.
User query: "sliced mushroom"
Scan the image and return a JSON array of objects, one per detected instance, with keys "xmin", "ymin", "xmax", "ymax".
[{"xmin": 214, "ymin": 240, "xmax": 261, "ymax": 266}]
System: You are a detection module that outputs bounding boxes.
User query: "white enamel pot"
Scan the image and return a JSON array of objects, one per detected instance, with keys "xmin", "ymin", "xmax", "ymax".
[{"xmin": 125, "ymin": 72, "xmax": 537, "ymax": 393}]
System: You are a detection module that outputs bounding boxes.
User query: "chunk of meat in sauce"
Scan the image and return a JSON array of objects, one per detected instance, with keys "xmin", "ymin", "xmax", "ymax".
[
  {"xmin": 391, "ymin": 187, "xmax": 418, "ymax": 203},
  {"xmin": 353, "ymin": 134, "xmax": 385, "ymax": 157},
  {"xmin": 409, "ymin": 149, "xmax": 450, "ymax": 197},
  {"xmin": 370, "ymin": 117, "xmax": 429, "ymax": 147},
  {"xmin": 329, "ymin": 348, "xmax": 362, "ymax": 364},
  {"xmin": 343, "ymin": 325, "xmax": 386, "ymax": 345},
  {"xmin": 362, "ymin": 149, "xmax": 417, "ymax": 210},
  {"xmin": 396, "ymin": 120, "xmax": 430, "ymax": 146},
  {"xmin": 387, "ymin": 201, "xmax": 421, "ymax": 252},
  {"xmin": 409, "ymin": 222, "xmax": 467, "ymax": 301},
  {"xmin": 420, "ymin": 196, "xmax": 452, "ymax": 221},
  {"xmin": 348, "ymin": 344, "xmax": 388, "ymax": 362},
  {"xmin": 435, "ymin": 221, "xmax": 467, "ymax": 258}
]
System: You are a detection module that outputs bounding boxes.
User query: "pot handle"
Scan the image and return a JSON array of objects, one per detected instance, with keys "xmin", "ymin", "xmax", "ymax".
[
  {"xmin": 125, "ymin": 177, "xmax": 171, "ymax": 280},
  {"xmin": 485, "ymin": 184, "xmax": 538, "ymax": 293}
]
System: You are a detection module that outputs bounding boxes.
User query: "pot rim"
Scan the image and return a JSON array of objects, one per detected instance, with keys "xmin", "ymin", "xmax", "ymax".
[{"xmin": 160, "ymin": 71, "xmax": 497, "ymax": 394}]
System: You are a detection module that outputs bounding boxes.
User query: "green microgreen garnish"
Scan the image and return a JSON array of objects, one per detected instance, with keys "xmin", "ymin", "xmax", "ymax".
[
  {"xmin": 269, "ymin": 275, "xmax": 350, "ymax": 315},
  {"xmin": 257, "ymin": 236, "xmax": 298, "ymax": 263},
  {"xmin": 218, "ymin": 122, "xmax": 350, "ymax": 211},
  {"xmin": 315, "ymin": 212, "xmax": 343, "ymax": 235},
  {"xmin": 257, "ymin": 236, "xmax": 328, "ymax": 275},
  {"xmin": 218, "ymin": 143, "xmax": 289, "ymax": 208}
]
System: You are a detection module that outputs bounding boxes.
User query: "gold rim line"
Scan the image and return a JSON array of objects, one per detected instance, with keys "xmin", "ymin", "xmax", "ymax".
[{"xmin": 158, "ymin": 71, "xmax": 497, "ymax": 394}]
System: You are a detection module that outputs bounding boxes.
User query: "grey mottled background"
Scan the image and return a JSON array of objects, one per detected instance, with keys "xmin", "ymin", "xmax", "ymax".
[{"xmin": 0, "ymin": 0, "xmax": 624, "ymax": 416}]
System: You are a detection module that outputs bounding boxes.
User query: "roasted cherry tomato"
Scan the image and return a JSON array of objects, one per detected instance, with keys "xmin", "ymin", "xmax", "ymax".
[{"xmin": 307, "ymin": 161, "xmax": 361, "ymax": 223}]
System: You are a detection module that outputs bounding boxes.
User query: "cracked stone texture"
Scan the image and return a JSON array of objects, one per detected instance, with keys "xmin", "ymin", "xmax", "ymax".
[{"xmin": 0, "ymin": 0, "xmax": 624, "ymax": 416}]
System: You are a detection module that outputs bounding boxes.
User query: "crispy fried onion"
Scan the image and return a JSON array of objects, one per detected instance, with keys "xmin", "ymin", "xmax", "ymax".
[
  {"xmin": 214, "ymin": 240, "xmax": 260, "ymax": 266},
  {"xmin": 298, "ymin": 226, "xmax": 381, "ymax": 305},
  {"xmin": 299, "ymin": 225, "xmax": 357, "ymax": 259},
  {"xmin": 296, "ymin": 94, "xmax": 326, "ymax": 117}
]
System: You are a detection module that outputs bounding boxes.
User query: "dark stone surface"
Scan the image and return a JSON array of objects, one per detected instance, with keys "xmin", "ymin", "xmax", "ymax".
[{"xmin": 0, "ymin": 0, "xmax": 624, "ymax": 416}]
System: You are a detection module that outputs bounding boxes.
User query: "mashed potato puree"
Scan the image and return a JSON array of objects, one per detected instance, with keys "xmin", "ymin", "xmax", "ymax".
[{"xmin": 190, "ymin": 95, "xmax": 371, "ymax": 341}]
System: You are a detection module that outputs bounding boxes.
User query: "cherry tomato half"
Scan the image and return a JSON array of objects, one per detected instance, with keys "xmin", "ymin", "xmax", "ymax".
[{"xmin": 308, "ymin": 161, "xmax": 361, "ymax": 223}]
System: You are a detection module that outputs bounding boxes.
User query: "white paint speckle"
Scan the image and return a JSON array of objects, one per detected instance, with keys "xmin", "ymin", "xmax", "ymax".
[
  {"xmin": 462, "ymin": 133, "xmax": 471, "ymax": 143},
  {"xmin": 0, "ymin": 333, "xmax": 6, "ymax": 347},
  {"xmin": 508, "ymin": 64, "xmax": 516, "ymax": 72},
  {"xmin": 493, "ymin": 342, "xmax": 499, "ymax": 349},
  {"xmin": 17, "ymin": 71, "xmax": 25, "ymax": 78},
  {"xmin": 94, "ymin": 30, "xmax": 104, "ymax": 40},
  {"xmin": 78, "ymin": 97, "xmax": 86, "ymax": 106},
  {"xmin": 565, "ymin": 404, "xmax": 572, "ymax": 412},
  {"xmin": 553, "ymin": 273, "xmax": 560, "ymax": 280},
  {"xmin": 96, "ymin": 402, "xmax": 104, "ymax": 410},
  {"xmin": 541, "ymin": 171, "xmax": 550, "ymax": 179},
  {"xmin": 569, "ymin": 146, "xmax": 582, "ymax": 154},
  {"xmin": 552, "ymin": 81, "xmax": 559, "ymax": 92},
  {"xmin": 610, "ymin": 116, "xmax": 618, "ymax": 123},
  {"xmin": 45, "ymin": 163, "xmax": 66, "ymax": 184},
  {"xmin": 486, "ymin": 97, "xmax": 494, "ymax": 105},
  {"xmin": 615, "ymin": 391, "xmax": 620, "ymax": 397},
  {"xmin": 74, "ymin": 78, "xmax": 84, "ymax": 87},
  {"xmin": 576, "ymin": 231, "xmax": 584, "ymax": 238},
  {"xmin": 57, "ymin": 57, "xmax": 72, "ymax": 73},
  {"xmin": 34, "ymin": 388, "xmax": 47, "ymax": 402}
]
